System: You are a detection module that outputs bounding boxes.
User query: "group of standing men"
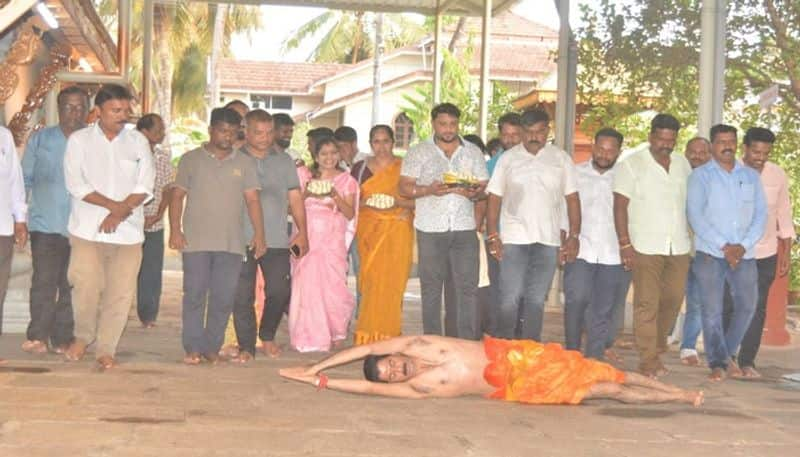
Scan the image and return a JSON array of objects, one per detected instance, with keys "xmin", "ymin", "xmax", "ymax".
[{"xmin": 402, "ymin": 104, "xmax": 793, "ymax": 381}]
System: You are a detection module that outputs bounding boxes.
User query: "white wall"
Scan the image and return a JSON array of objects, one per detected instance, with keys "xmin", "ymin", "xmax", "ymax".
[
  {"xmin": 340, "ymin": 84, "xmax": 424, "ymax": 153},
  {"xmin": 323, "ymin": 53, "xmax": 431, "ymax": 104}
]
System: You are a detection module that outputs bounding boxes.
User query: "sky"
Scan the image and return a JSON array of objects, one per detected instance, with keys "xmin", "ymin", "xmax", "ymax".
[{"xmin": 231, "ymin": 0, "xmax": 577, "ymax": 62}]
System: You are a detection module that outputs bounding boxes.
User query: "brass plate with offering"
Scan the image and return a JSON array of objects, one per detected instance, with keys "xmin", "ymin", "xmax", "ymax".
[
  {"xmin": 365, "ymin": 193, "xmax": 395, "ymax": 210},
  {"xmin": 307, "ymin": 179, "xmax": 333, "ymax": 196},
  {"xmin": 442, "ymin": 171, "xmax": 479, "ymax": 188}
]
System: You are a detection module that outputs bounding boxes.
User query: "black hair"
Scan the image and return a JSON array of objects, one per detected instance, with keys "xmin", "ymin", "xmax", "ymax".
[
  {"xmin": 307, "ymin": 127, "xmax": 335, "ymax": 142},
  {"xmin": 334, "ymin": 126, "xmax": 358, "ymax": 143},
  {"xmin": 94, "ymin": 84, "xmax": 132, "ymax": 107},
  {"xmin": 463, "ymin": 134, "xmax": 486, "ymax": 153},
  {"xmin": 363, "ymin": 355, "xmax": 389, "ymax": 383},
  {"xmin": 486, "ymin": 137, "xmax": 502, "ymax": 156},
  {"xmin": 497, "ymin": 112, "xmax": 522, "ymax": 131},
  {"xmin": 57, "ymin": 86, "xmax": 89, "ymax": 106},
  {"xmin": 743, "ymin": 127, "xmax": 776, "ymax": 146},
  {"xmin": 136, "ymin": 113, "xmax": 163, "ymax": 132},
  {"xmin": 520, "ymin": 109, "xmax": 550, "ymax": 127},
  {"xmin": 369, "ymin": 124, "xmax": 395, "ymax": 143},
  {"xmin": 273, "ymin": 113, "xmax": 295, "ymax": 129},
  {"xmin": 431, "ymin": 102, "xmax": 461, "ymax": 121},
  {"xmin": 650, "ymin": 113, "xmax": 681, "ymax": 134},
  {"xmin": 209, "ymin": 107, "xmax": 242, "ymax": 127},
  {"xmin": 594, "ymin": 127, "xmax": 624, "ymax": 148},
  {"xmin": 224, "ymin": 99, "xmax": 249, "ymax": 111},
  {"xmin": 244, "ymin": 109, "xmax": 272, "ymax": 124},
  {"xmin": 709, "ymin": 124, "xmax": 737, "ymax": 143}
]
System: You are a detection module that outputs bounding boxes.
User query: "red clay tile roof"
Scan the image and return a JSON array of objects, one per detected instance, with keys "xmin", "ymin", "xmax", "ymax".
[
  {"xmin": 219, "ymin": 60, "xmax": 353, "ymax": 93},
  {"xmin": 467, "ymin": 42, "xmax": 556, "ymax": 80},
  {"xmin": 446, "ymin": 11, "xmax": 559, "ymax": 39}
]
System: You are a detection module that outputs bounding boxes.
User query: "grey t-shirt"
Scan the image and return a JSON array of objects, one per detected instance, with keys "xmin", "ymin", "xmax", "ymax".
[
  {"xmin": 242, "ymin": 146, "xmax": 301, "ymax": 249},
  {"xmin": 174, "ymin": 146, "xmax": 260, "ymax": 255}
]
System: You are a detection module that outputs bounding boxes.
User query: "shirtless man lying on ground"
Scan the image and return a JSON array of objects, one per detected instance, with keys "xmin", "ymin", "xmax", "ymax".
[{"xmin": 280, "ymin": 335, "xmax": 704, "ymax": 406}]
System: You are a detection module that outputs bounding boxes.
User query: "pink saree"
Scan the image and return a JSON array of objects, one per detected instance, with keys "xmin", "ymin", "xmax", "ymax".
[{"xmin": 289, "ymin": 167, "xmax": 358, "ymax": 352}]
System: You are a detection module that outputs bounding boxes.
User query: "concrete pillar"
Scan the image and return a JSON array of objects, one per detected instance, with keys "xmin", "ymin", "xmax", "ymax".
[
  {"xmin": 478, "ymin": 0, "xmax": 492, "ymax": 140},
  {"xmin": 432, "ymin": 11, "xmax": 443, "ymax": 104},
  {"xmin": 142, "ymin": 0, "xmax": 154, "ymax": 112},
  {"xmin": 697, "ymin": 0, "xmax": 726, "ymax": 137}
]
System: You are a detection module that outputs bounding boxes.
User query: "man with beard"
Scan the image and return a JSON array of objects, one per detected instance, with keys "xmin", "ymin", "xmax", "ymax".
[
  {"xmin": 21, "ymin": 86, "xmax": 88, "ymax": 354},
  {"xmin": 63, "ymin": 84, "xmax": 155, "ymax": 369},
  {"xmin": 679, "ymin": 137, "xmax": 712, "ymax": 366},
  {"xmin": 224, "ymin": 99, "xmax": 249, "ymax": 151},
  {"xmin": 720, "ymin": 128, "xmax": 794, "ymax": 378},
  {"xmin": 486, "ymin": 109, "xmax": 580, "ymax": 342},
  {"xmin": 399, "ymin": 103, "xmax": 488, "ymax": 340},
  {"xmin": 563, "ymin": 128, "xmax": 630, "ymax": 360},
  {"xmin": 687, "ymin": 124, "xmax": 767, "ymax": 381},
  {"xmin": 272, "ymin": 113, "xmax": 303, "ymax": 166},
  {"xmin": 613, "ymin": 114, "xmax": 692, "ymax": 378},
  {"xmin": 169, "ymin": 107, "xmax": 266, "ymax": 365},
  {"xmin": 231, "ymin": 109, "xmax": 308, "ymax": 361}
]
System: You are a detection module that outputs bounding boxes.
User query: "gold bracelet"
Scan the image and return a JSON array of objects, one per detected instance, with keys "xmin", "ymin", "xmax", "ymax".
[{"xmin": 620, "ymin": 243, "xmax": 632, "ymax": 250}]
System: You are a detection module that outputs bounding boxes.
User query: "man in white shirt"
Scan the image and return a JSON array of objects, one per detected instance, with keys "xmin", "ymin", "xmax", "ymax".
[
  {"xmin": 0, "ymin": 126, "xmax": 28, "ymax": 339},
  {"xmin": 486, "ymin": 109, "xmax": 581, "ymax": 341},
  {"xmin": 613, "ymin": 113, "xmax": 692, "ymax": 377},
  {"xmin": 563, "ymin": 128, "xmax": 630, "ymax": 360},
  {"xmin": 62, "ymin": 84, "xmax": 155, "ymax": 369}
]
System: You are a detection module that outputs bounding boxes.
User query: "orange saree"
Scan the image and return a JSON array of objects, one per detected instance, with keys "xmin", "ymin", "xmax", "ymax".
[
  {"xmin": 354, "ymin": 159, "xmax": 414, "ymax": 345},
  {"xmin": 483, "ymin": 336, "xmax": 626, "ymax": 405}
]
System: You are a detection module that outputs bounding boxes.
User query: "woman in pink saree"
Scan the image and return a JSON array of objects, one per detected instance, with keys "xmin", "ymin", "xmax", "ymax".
[{"xmin": 289, "ymin": 138, "xmax": 358, "ymax": 352}]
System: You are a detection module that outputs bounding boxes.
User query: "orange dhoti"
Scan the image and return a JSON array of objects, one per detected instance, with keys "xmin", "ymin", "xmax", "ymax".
[{"xmin": 483, "ymin": 336, "xmax": 626, "ymax": 405}]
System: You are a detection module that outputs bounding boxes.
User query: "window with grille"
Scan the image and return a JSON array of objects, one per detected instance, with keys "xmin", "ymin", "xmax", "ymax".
[{"xmin": 394, "ymin": 112, "xmax": 414, "ymax": 149}]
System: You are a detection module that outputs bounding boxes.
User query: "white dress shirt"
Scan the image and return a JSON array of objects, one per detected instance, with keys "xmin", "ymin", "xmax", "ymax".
[
  {"xmin": 0, "ymin": 127, "xmax": 27, "ymax": 236},
  {"xmin": 64, "ymin": 124, "xmax": 154, "ymax": 244},
  {"xmin": 487, "ymin": 143, "xmax": 577, "ymax": 246},
  {"xmin": 566, "ymin": 161, "xmax": 621, "ymax": 265}
]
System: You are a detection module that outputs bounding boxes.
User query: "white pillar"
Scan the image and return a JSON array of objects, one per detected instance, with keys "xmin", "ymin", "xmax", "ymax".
[
  {"xmin": 432, "ymin": 11, "xmax": 443, "ymax": 104},
  {"xmin": 698, "ymin": 0, "xmax": 726, "ymax": 137},
  {"xmin": 478, "ymin": 0, "xmax": 492, "ymax": 140},
  {"xmin": 371, "ymin": 13, "xmax": 384, "ymax": 126},
  {"xmin": 554, "ymin": 0, "xmax": 575, "ymax": 153},
  {"xmin": 142, "ymin": 0, "xmax": 154, "ymax": 112},
  {"xmin": 44, "ymin": 87, "xmax": 58, "ymax": 126}
]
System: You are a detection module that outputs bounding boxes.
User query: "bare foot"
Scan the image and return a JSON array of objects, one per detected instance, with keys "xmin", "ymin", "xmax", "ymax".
[
  {"xmin": 96, "ymin": 355, "xmax": 115, "ymax": 370},
  {"xmin": 141, "ymin": 321, "xmax": 156, "ymax": 329},
  {"xmin": 681, "ymin": 354, "xmax": 700, "ymax": 366},
  {"xmin": 232, "ymin": 351, "xmax": 253, "ymax": 364},
  {"xmin": 741, "ymin": 366, "xmax": 761, "ymax": 379},
  {"xmin": 709, "ymin": 367, "xmax": 725, "ymax": 382},
  {"xmin": 22, "ymin": 340, "xmax": 48, "ymax": 354},
  {"xmin": 183, "ymin": 352, "xmax": 202, "ymax": 365},
  {"xmin": 218, "ymin": 345, "xmax": 239, "ymax": 359},
  {"xmin": 686, "ymin": 390, "xmax": 704, "ymax": 407},
  {"xmin": 51, "ymin": 345, "xmax": 69, "ymax": 355},
  {"xmin": 604, "ymin": 348, "xmax": 623, "ymax": 364},
  {"xmin": 261, "ymin": 341, "xmax": 281, "ymax": 358},
  {"xmin": 727, "ymin": 360, "xmax": 744, "ymax": 379},
  {"xmin": 641, "ymin": 368, "xmax": 659, "ymax": 379},
  {"xmin": 64, "ymin": 341, "xmax": 87, "ymax": 362}
]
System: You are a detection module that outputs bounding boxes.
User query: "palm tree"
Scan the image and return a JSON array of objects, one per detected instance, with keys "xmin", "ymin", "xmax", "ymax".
[{"xmin": 282, "ymin": 10, "xmax": 426, "ymax": 64}]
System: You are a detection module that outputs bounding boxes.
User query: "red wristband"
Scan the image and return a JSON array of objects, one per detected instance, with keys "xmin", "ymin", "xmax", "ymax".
[{"xmin": 317, "ymin": 373, "xmax": 329, "ymax": 390}]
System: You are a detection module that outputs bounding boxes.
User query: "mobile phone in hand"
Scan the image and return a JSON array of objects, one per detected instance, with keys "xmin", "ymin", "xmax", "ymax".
[{"xmin": 290, "ymin": 244, "xmax": 301, "ymax": 257}]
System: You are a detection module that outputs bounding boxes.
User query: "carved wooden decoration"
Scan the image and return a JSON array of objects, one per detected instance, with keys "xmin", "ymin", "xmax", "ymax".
[
  {"xmin": 8, "ymin": 45, "xmax": 69, "ymax": 146},
  {"xmin": 0, "ymin": 20, "xmax": 41, "ymax": 104}
]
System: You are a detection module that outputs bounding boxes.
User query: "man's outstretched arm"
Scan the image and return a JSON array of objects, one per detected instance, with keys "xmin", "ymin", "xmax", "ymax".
[
  {"xmin": 279, "ymin": 368, "xmax": 428, "ymax": 399},
  {"xmin": 305, "ymin": 336, "xmax": 425, "ymax": 374}
]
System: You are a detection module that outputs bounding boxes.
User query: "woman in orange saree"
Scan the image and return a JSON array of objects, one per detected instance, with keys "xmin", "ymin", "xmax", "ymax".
[{"xmin": 351, "ymin": 125, "xmax": 414, "ymax": 345}]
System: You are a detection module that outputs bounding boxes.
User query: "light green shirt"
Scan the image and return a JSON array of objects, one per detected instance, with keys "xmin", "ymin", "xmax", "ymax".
[{"xmin": 613, "ymin": 148, "xmax": 692, "ymax": 256}]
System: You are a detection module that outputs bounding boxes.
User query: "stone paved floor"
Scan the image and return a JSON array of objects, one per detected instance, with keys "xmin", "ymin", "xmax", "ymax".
[{"xmin": 1, "ymin": 270, "xmax": 799, "ymax": 457}]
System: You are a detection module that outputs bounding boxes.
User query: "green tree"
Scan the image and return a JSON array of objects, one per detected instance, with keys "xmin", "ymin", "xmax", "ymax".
[
  {"xmin": 282, "ymin": 10, "xmax": 426, "ymax": 63},
  {"xmin": 400, "ymin": 46, "xmax": 513, "ymax": 143}
]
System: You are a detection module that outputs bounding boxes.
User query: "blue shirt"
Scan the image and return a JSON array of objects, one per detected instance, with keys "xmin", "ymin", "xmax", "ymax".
[
  {"xmin": 687, "ymin": 159, "xmax": 767, "ymax": 259},
  {"xmin": 22, "ymin": 127, "xmax": 71, "ymax": 236},
  {"xmin": 486, "ymin": 147, "xmax": 505, "ymax": 176}
]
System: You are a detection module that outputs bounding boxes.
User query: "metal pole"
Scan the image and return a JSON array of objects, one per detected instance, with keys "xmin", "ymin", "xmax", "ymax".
[
  {"xmin": 478, "ymin": 0, "xmax": 492, "ymax": 140},
  {"xmin": 371, "ymin": 13, "xmax": 384, "ymax": 126},
  {"xmin": 142, "ymin": 0, "xmax": 154, "ymax": 112},
  {"xmin": 118, "ymin": 0, "xmax": 131, "ymax": 81},
  {"xmin": 554, "ymin": 0, "xmax": 572, "ymax": 151},
  {"xmin": 432, "ymin": 7, "xmax": 443, "ymax": 104},
  {"xmin": 698, "ymin": 0, "xmax": 726, "ymax": 137}
]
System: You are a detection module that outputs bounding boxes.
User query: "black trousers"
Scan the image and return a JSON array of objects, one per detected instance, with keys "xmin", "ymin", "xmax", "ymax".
[
  {"xmin": 137, "ymin": 229, "xmax": 165, "ymax": 323},
  {"xmin": 232, "ymin": 248, "xmax": 291, "ymax": 354},
  {"xmin": 723, "ymin": 255, "xmax": 776, "ymax": 368},
  {"xmin": 26, "ymin": 232, "xmax": 74, "ymax": 346}
]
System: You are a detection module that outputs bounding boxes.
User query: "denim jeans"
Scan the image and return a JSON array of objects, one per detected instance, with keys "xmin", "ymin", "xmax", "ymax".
[
  {"xmin": 137, "ymin": 229, "xmax": 165, "ymax": 324},
  {"xmin": 605, "ymin": 275, "xmax": 631, "ymax": 349},
  {"xmin": 692, "ymin": 251, "xmax": 758, "ymax": 369},
  {"xmin": 417, "ymin": 230, "xmax": 479, "ymax": 340},
  {"xmin": 563, "ymin": 259, "xmax": 631, "ymax": 359},
  {"xmin": 722, "ymin": 255, "xmax": 777, "ymax": 368},
  {"xmin": 182, "ymin": 251, "xmax": 243, "ymax": 355},
  {"xmin": 680, "ymin": 257, "xmax": 703, "ymax": 351},
  {"xmin": 492, "ymin": 243, "xmax": 558, "ymax": 341},
  {"xmin": 26, "ymin": 232, "xmax": 74, "ymax": 346}
]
